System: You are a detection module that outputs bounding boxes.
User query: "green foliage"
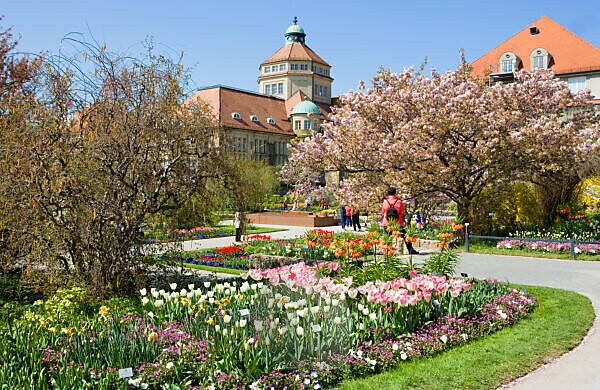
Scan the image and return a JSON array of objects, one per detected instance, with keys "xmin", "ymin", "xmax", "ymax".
[
  {"xmin": 471, "ymin": 182, "xmax": 543, "ymax": 234},
  {"xmin": 422, "ymin": 251, "xmax": 459, "ymax": 278},
  {"xmin": 225, "ymin": 158, "xmax": 279, "ymax": 213},
  {"xmin": 21, "ymin": 287, "xmax": 94, "ymax": 326}
]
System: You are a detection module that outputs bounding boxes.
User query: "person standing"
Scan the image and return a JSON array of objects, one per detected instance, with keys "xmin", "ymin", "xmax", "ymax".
[
  {"xmin": 344, "ymin": 205, "xmax": 352, "ymax": 229},
  {"xmin": 234, "ymin": 211, "xmax": 242, "ymax": 242},
  {"xmin": 381, "ymin": 188, "xmax": 418, "ymax": 254},
  {"xmin": 351, "ymin": 206, "xmax": 361, "ymax": 231}
]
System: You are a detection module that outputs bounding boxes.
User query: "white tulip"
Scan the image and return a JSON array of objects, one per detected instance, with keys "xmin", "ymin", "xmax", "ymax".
[
  {"xmin": 154, "ymin": 299, "xmax": 164, "ymax": 307},
  {"xmin": 239, "ymin": 319, "xmax": 247, "ymax": 327},
  {"xmin": 141, "ymin": 297, "xmax": 149, "ymax": 305},
  {"xmin": 169, "ymin": 283, "xmax": 177, "ymax": 290},
  {"xmin": 140, "ymin": 288, "xmax": 147, "ymax": 296},
  {"xmin": 188, "ymin": 284, "xmax": 195, "ymax": 290},
  {"xmin": 296, "ymin": 326, "xmax": 304, "ymax": 336},
  {"xmin": 333, "ymin": 316, "xmax": 342, "ymax": 325},
  {"xmin": 223, "ymin": 315, "xmax": 232, "ymax": 324},
  {"xmin": 204, "ymin": 282, "xmax": 211, "ymax": 288}
]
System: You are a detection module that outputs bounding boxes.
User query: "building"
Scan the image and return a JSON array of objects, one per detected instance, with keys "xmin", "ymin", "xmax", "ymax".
[
  {"xmin": 190, "ymin": 18, "xmax": 333, "ymax": 166},
  {"xmin": 471, "ymin": 16, "xmax": 600, "ymax": 101}
]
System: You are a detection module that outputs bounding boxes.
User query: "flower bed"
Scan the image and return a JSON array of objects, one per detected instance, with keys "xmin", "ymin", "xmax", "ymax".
[
  {"xmin": 497, "ymin": 239, "xmax": 600, "ymax": 254},
  {"xmin": 161, "ymin": 245, "xmax": 251, "ymax": 271},
  {"xmin": 22, "ymin": 263, "xmax": 536, "ymax": 389}
]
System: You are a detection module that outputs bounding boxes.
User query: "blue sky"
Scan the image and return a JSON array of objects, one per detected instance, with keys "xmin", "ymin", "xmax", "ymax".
[{"xmin": 4, "ymin": 0, "xmax": 600, "ymax": 95}]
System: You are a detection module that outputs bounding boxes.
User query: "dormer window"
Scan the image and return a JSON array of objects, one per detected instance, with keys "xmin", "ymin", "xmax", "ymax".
[
  {"xmin": 231, "ymin": 112, "xmax": 241, "ymax": 120},
  {"xmin": 499, "ymin": 52, "xmax": 519, "ymax": 73},
  {"xmin": 250, "ymin": 115, "xmax": 259, "ymax": 122},
  {"xmin": 264, "ymin": 66, "xmax": 271, "ymax": 73},
  {"xmin": 531, "ymin": 48, "xmax": 551, "ymax": 71},
  {"xmin": 267, "ymin": 117, "xmax": 276, "ymax": 125}
]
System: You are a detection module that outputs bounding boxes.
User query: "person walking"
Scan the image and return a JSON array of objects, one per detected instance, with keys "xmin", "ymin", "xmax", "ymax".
[
  {"xmin": 233, "ymin": 211, "xmax": 242, "ymax": 242},
  {"xmin": 381, "ymin": 188, "xmax": 419, "ymax": 254},
  {"xmin": 351, "ymin": 206, "xmax": 361, "ymax": 231},
  {"xmin": 340, "ymin": 205, "xmax": 347, "ymax": 230}
]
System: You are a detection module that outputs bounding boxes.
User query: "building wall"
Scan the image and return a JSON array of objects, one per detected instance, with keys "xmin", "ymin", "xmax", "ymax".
[
  {"xmin": 585, "ymin": 73, "xmax": 600, "ymax": 98},
  {"xmin": 258, "ymin": 60, "xmax": 332, "ymax": 102},
  {"xmin": 224, "ymin": 127, "xmax": 292, "ymax": 166},
  {"xmin": 559, "ymin": 72, "xmax": 600, "ymax": 99},
  {"xmin": 312, "ymin": 74, "xmax": 332, "ymax": 104}
]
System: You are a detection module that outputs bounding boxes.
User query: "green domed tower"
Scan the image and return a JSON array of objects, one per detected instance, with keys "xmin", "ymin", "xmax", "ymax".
[{"xmin": 285, "ymin": 17, "xmax": 306, "ymax": 44}]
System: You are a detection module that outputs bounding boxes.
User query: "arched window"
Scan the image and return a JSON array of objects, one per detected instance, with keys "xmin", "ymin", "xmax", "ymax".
[
  {"xmin": 499, "ymin": 52, "xmax": 519, "ymax": 73},
  {"xmin": 530, "ymin": 48, "xmax": 551, "ymax": 71}
]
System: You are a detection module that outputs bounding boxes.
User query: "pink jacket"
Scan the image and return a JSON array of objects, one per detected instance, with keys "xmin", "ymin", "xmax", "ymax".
[{"xmin": 381, "ymin": 195, "xmax": 404, "ymax": 226}]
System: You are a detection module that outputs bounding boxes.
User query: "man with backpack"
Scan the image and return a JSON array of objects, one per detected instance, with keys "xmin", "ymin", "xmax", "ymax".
[{"xmin": 381, "ymin": 187, "xmax": 419, "ymax": 255}]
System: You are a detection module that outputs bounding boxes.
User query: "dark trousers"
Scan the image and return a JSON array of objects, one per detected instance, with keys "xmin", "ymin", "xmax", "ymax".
[
  {"xmin": 340, "ymin": 209, "xmax": 347, "ymax": 228},
  {"xmin": 351, "ymin": 214, "xmax": 361, "ymax": 231},
  {"xmin": 235, "ymin": 227, "xmax": 242, "ymax": 242}
]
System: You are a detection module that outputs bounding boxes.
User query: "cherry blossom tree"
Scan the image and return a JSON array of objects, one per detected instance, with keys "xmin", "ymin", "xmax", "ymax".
[{"xmin": 282, "ymin": 65, "xmax": 599, "ymax": 223}]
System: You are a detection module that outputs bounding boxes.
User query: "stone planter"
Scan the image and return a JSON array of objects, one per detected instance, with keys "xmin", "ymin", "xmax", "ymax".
[{"xmin": 248, "ymin": 253, "xmax": 302, "ymax": 269}]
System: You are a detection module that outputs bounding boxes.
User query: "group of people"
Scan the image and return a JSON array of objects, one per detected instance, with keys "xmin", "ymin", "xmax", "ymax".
[
  {"xmin": 339, "ymin": 205, "xmax": 362, "ymax": 231},
  {"xmin": 340, "ymin": 187, "xmax": 419, "ymax": 254}
]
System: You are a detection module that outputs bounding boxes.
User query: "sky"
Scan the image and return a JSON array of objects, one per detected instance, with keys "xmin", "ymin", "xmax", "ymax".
[{"xmin": 4, "ymin": 0, "xmax": 600, "ymax": 96}]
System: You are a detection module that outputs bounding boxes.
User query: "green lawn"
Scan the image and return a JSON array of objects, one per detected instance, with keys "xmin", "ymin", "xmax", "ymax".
[
  {"xmin": 179, "ymin": 262, "xmax": 244, "ymax": 275},
  {"xmin": 465, "ymin": 242, "xmax": 600, "ymax": 261},
  {"xmin": 337, "ymin": 285, "xmax": 594, "ymax": 390}
]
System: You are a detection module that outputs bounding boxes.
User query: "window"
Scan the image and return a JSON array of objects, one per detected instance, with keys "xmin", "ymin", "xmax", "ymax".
[
  {"xmin": 317, "ymin": 85, "xmax": 323, "ymax": 96},
  {"xmin": 265, "ymin": 84, "xmax": 271, "ymax": 95},
  {"xmin": 294, "ymin": 120, "xmax": 301, "ymax": 130},
  {"xmin": 264, "ymin": 66, "xmax": 271, "ymax": 73},
  {"xmin": 324, "ymin": 86, "xmax": 328, "ymax": 97},
  {"xmin": 279, "ymin": 64, "xmax": 286, "ymax": 71},
  {"xmin": 533, "ymin": 55, "xmax": 545, "ymax": 70},
  {"xmin": 278, "ymin": 82, "xmax": 283, "ymax": 94},
  {"xmin": 312, "ymin": 64, "xmax": 316, "ymax": 72},
  {"xmin": 303, "ymin": 120, "xmax": 311, "ymax": 130},
  {"xmin": 271, "ymin": 83, "xmax": 278, "ymax": 94},
  {"xmin": 568, "ymin": 76, "xmax": 586, "ymax": 93},
  {"xmin": 291, "ymin": 64, "xmax": 299, "ymax": 70},
  {"xmin": 501, "ymin": 59, "xmax": 513, "ymax": 73},
  {"xmin": 300, "ymin": 63, "xmax": 308, "ymax": 71}
]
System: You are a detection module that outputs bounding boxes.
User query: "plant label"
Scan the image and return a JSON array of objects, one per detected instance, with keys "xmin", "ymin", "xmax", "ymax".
[
  {"xmin": 118, "ymin": 367, "xmax": 133, "ymax": 379},
  {"xmin": 240, "ymin": 309, "xmax": 250, "ymax": 317}
]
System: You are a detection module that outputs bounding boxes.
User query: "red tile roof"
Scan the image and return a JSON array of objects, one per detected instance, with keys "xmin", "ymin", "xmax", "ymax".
[
  {"xmin": 471, "ymin": 16, "xmax": 600, "ymax": 76},
  {"xmin": 261, "ymin": 43, "xmax": 330, "ymax": 67},
  {"xmin": 188, "ymin": 86, "xmax": 295, "ymax": 136}
]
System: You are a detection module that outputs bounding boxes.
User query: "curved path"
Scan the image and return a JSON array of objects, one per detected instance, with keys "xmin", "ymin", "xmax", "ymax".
[{"xmin": 457, "ymin": 253, "xmax": 600, "ymax": 390}]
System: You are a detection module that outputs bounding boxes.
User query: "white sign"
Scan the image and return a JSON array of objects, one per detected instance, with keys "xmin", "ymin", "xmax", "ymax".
[
  {"xmin": 118, "ymin": 368, "xmax": 133, "ymax": 379},
  {"xmin": 240, "ymin": 309, "xmax": 250, "ymax": 317}
]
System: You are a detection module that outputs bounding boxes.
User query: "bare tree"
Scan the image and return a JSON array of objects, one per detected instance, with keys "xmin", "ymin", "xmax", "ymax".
[{"xmin": 2, "ymin": 34, "xmax": 227, "ymax": 297}]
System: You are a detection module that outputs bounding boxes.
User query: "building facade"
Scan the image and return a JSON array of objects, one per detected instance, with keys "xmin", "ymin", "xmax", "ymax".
[
  {"xmin": 190, "ymin": 18, "xmax": 332, "ymax": 166},
  {"xmin": 471, "ymin": 16, "xmax": 600, "ymax": 102}
]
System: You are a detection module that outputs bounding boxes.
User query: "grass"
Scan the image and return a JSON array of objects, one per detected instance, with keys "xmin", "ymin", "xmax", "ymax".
[
  {"xmin": 337, "ymin": 285, "xmax": 594, "ymax": 390},
  {"xmin": 465, "ymin": 242, "xmax": 600, "ymax": 261},
  {"xmin": 178, "ymin": 262, "xmax": 244, "ymax": 275}
]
